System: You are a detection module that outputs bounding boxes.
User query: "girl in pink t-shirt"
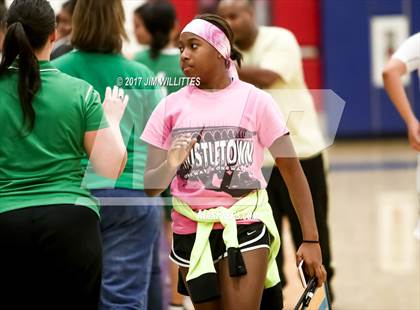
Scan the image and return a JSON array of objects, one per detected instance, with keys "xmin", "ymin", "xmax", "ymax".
[{"xmin": 141, "ymin": 13, "xmax": 326, "ymax": 310}]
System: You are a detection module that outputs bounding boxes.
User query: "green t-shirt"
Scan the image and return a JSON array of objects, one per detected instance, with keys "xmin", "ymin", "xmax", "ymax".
[
  {"xmin": 133, "ymin": 48, "xmax": 187, "ymax": 95},
  {"xmin": 0, "ymin": 61, "xmax": 107, "ymax": 215},
  {"xmin": 53, "ymin": 51, "xmax": 162, "ymax": 190}
]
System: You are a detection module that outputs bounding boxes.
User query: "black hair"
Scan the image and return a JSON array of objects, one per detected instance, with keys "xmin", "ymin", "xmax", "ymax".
[
  {"xmin": 195, "ymin": 13, "xmax": 243, "ymax": 67},
  {"xmin": 134, "ymin": 0, "xmax": 176, "ymax": 60},
  {"xmin": 0, "ymin": 3, "xmax": 6, "ymax": 27},
  {"xmin": 62, "ymin": 0, "xmax": 77, "ymax": 16},
  {"xmin": 0, "ymin": 0, "xmax": 55, "ymax": 135}
]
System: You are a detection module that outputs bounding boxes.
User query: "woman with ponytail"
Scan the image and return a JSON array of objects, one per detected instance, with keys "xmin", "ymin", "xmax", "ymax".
[
  {"xmin": 53, "ymin": 0, "xmax": 164, "ymax": 309},
  {"xmin": 141, "ymin": 14, "xmax": 327, "ymax": 309},
  {"xmin": 0, "ymin": 0, "xmax": 128, "ymax": 308}
]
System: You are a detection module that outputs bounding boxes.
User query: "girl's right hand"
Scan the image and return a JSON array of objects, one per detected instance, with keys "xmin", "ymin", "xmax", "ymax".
[
  {"xmin": 103, "ymin": 86, "xmax": 129, "ymax": 125},
  {"xmin": 167, "ymin": 135, "xmax": 196, "ymax": 169}
]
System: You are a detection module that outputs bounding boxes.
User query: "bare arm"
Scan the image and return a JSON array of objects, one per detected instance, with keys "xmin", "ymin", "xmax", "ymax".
[
  {"xmin": 83, "ymin": 86, "xmax": 128, "ymax": 179},
  {"xmin": 143, "ymin": 145, "xmax": 177, "ymax": 197},
  {"xmin": 383, "ymin": 59, "xmax": 413, "ymax": 123},
  {"xmin": 269, "ymin": 135, "xmax": 326, "ymax": 286},
  {"xmin": 275, "ymin": 156, "xmax": 318, "ymax": 239},
  {"xmin": 383, "ymin": 58, "xmax": 420, "ymax": 150},
  {"xmin": 237, "ymin": 65, "xmax": 281, "ymax": 88},
  {"xmin": 84, "ymin": 124, "xmax": 127, "ymax": 179},
  {"xmin": 144, "ymin": 135, "xmax": 196, "ymax": 196}
]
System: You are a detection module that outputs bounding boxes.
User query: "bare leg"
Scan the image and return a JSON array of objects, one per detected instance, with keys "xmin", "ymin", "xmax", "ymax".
[
  {"xmin": 164, "ymin": 220, "xmax": 185, "ymax": 306},
  {"xmin": 179, "ymin": 266, "xmax": 222, "ymax": 310},
  {"xmin": 218, "ymin": 248, "xmax": 269, "ymax": 310}
]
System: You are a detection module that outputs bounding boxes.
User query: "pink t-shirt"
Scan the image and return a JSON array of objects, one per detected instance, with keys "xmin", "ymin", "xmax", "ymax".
[{"xmin": 141, "ymin": 79, "xmax": 289, "ymax": 234}]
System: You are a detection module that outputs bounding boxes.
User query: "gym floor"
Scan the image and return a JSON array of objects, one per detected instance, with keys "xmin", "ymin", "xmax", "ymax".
[{"xmin": 283, "ymin": 139, "xmax": 420, "ymax": 310}]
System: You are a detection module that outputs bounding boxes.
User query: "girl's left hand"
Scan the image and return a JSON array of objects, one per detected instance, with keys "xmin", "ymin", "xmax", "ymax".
[{"xmin": 296, "ymin": 243, "xmax": 327, "ymax": 287}]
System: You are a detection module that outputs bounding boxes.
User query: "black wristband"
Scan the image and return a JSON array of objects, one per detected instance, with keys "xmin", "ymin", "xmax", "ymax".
[{"xmin": 302, "ymin": 240, "xmax": 319, "ymax": 244}]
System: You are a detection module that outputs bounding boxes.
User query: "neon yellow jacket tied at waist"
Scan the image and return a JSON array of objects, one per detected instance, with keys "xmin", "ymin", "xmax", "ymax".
[{"xmin": 172, "ymin": 189, "xmax": 281, "ymax": 288}]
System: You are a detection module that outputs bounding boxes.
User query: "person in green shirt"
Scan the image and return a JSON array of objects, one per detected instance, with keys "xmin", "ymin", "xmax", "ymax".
[
  {"xmin": 0, "ymin": 0, "xmax": 127, "ymax": 308},
  {"xmin": 133, "ymin": 0, "xmax": 186, "ymax": 96},
  {"xmin": 132, "ymin": 2, "xmax": 187, "ymax": 309},
  {"xmin": 53, "ymin": 1, "xmax": 163, "ymax": 309}
]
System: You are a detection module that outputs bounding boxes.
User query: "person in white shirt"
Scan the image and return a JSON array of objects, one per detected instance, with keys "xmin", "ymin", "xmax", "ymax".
[{"xmin": 383, "ymin": 32, "xmax": 420, "ymax": 240}]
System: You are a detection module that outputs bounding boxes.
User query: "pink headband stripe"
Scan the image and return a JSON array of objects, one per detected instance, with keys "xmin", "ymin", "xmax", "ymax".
[
  {"xmin": 181, "ymin": 18, "xmax": 231, "ymax": 60},
  {"xmin": 181, "ymin": 18, "xmax": 238, "ymax": 79}
]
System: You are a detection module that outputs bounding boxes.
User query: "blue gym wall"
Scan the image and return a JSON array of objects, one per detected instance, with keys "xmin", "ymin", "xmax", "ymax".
[{"xmin": 322, "ymin": 0, "xmax": 420, "ymax": 137}]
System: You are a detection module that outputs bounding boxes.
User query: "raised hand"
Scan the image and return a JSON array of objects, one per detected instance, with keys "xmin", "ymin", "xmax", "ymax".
[
  {"xmin": 103, "ymin": 86, "xmax": 129, "ymax": 125},
  {"xmin": 167, "ymin": 134, "xmax": 197, "ymax": 170}
]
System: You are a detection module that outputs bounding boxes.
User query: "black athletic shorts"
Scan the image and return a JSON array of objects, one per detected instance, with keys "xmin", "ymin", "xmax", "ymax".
[{"xmin": 170, "ymin": 222, "xmax": 270, "ymax": 303}]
